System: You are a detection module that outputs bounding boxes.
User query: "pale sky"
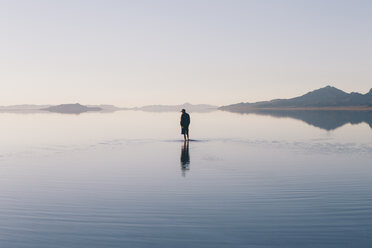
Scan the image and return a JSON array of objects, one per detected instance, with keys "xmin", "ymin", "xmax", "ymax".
[{"xmin": 2, "ymin": 0, "xmax": 372, "ymax": 107}]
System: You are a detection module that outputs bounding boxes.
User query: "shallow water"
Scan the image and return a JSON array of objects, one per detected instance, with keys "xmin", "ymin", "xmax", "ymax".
[{"xmin": 0, "ymin": 110, "xmax": 372, "ymax": 247}]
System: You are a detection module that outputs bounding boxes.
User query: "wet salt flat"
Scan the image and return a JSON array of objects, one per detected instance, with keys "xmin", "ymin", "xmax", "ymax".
[{"xmin": 0, "ymin": 110, "xmax": 372, "ymax": 247}]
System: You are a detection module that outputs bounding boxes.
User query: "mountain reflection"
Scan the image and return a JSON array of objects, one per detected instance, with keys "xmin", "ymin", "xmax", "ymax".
[
  {"xmin": 223, "ymin": 109, "xmax": 372, "ymax": 131},
  {"xmin": 180, "ymin": 141, "xmax": 190, "ymax": 176}
]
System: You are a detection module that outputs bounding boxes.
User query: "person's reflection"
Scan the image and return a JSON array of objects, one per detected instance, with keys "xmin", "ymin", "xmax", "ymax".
[{"xmin": 180, "ymin": 140, "xmax": 190, "ymax": 177}]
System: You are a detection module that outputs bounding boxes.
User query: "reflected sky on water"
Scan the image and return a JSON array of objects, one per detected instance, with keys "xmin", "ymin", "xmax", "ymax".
[{"xmin": 0, "ymin": 110, "xmax": 371, "ymax": 247}]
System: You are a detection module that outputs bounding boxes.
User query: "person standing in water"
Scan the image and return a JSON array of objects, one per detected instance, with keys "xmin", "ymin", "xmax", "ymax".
[{"xmin": 180, "ymin": 109, "xmax": 190, "ymax": 141}]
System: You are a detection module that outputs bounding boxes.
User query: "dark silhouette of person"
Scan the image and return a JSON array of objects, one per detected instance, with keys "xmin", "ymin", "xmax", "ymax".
[
  {"xmin": 180, "ymin": 140, "xmax": 190, "ymax": 176},
  {"xmin": 180, "ymin": 109, "xmax": 190, "ymax": 141}
]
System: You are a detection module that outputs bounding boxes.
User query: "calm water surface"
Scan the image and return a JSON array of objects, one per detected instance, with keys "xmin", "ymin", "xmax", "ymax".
[{"xmin": 0, "ymin": 110, "xmax": 371, "ymax": 247}]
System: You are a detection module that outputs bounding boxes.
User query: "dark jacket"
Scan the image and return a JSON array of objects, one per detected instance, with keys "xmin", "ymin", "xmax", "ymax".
[{"xmin": 180, "ymin": 113, "xmax": 190, "ymax": 127}]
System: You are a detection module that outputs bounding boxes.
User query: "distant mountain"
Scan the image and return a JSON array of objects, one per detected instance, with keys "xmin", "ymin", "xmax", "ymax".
[
  {"xmin": 41, "ymin": 103, "xmax": 102, "ymax": 114},
  {"xmin": 134, "ymin": 103, "xmax": 218, "ymax": 112},
  {"xmin": 0, "ymin": 105, "xmax": 52, "ymax": 113},
  {"xmin": 220, "ymin": 86, "xmax": 372, "ymax": 111}
]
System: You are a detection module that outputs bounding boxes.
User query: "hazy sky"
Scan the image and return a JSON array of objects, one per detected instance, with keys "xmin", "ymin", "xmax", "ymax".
[{"xmin": 2, "ymin": 0, "xmax": 372, "ymax": 106}]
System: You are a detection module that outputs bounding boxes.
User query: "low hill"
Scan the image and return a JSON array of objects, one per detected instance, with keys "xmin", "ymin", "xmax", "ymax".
[
  {"xmin": 41, "ymin": 103, "xmax": 102, "ymax": 114},
  {"xmin": 0, "ymin": 104, "xmax": 51, "ymax": 110}
]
